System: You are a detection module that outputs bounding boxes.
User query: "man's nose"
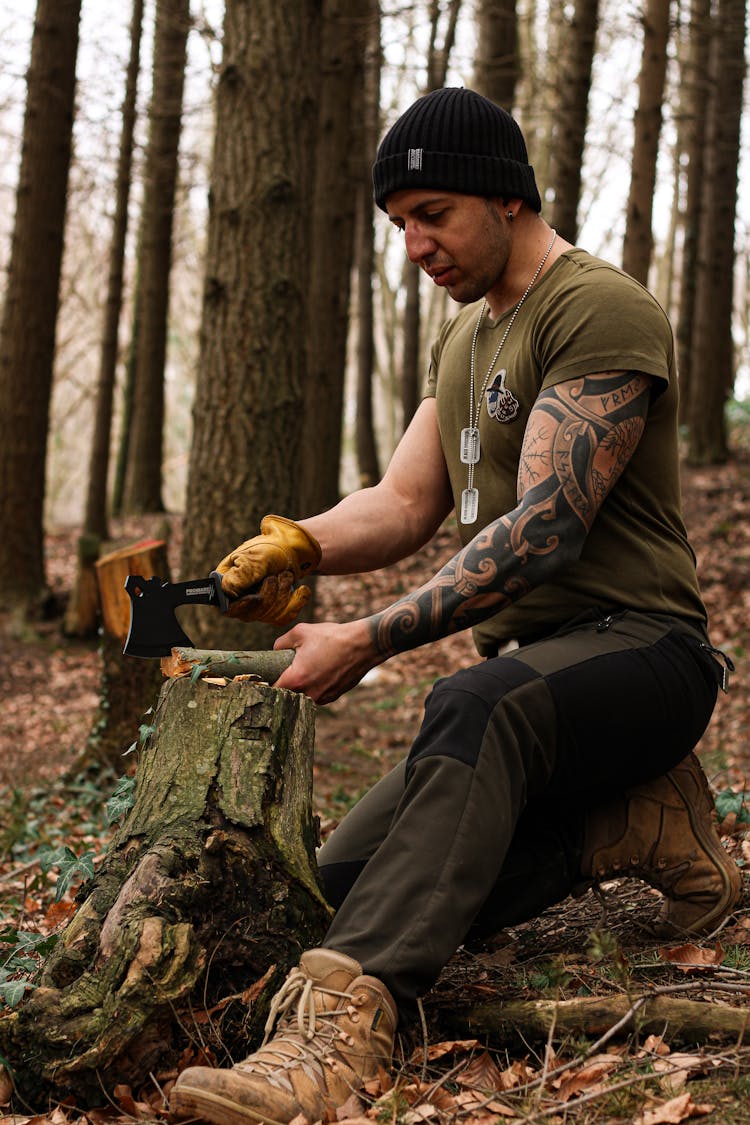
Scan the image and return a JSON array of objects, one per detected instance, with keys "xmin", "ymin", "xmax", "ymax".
[{"xmin": 404, "ymin": 224, "xmax": 437, "ymax": 263}]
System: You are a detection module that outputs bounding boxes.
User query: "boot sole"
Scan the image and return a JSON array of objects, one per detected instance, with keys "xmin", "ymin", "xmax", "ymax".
[
  {"xmin": 170, "ymin": 1084, "xmax": 291, "ymax": 1125},
  {"xmin": 662, "ymin": 755, "xmax": 742, "ymax": 932}
]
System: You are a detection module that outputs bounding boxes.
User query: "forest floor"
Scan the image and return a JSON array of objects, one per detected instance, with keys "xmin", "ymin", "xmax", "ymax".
[{"xmin": 0, "ymin": 449, "xmax": 749, "ymax": 1125}]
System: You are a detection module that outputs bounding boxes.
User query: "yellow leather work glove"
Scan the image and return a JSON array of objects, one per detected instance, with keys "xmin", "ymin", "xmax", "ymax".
[
  {"xmin": 215, "ymin": 515, "xmax": 321, "ymax": 627},
  {"xmin": 224, "ymin": 571, "xmax": 312, "ymax": 628}
]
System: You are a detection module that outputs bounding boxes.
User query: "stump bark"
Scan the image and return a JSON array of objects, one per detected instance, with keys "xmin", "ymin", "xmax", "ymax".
[{"xmin": 0, "ymin": 675, "xmax": 330, "ymax": 1107}]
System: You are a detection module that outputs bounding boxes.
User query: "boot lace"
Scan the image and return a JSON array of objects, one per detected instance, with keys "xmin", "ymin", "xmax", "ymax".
[{"xmin": 235, "ymin": 966, "xmax": 366, "ymax": 1083}]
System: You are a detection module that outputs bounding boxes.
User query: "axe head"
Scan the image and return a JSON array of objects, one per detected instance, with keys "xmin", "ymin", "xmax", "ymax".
[{"xmin": 123, "ymin": 572, "xmax": 229, "ymax": 658}]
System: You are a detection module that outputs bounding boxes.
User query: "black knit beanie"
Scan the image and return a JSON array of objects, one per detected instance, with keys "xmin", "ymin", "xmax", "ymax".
[{"xmin": 372, "ymin": 87, "xmax": 541, "ymax": 213}]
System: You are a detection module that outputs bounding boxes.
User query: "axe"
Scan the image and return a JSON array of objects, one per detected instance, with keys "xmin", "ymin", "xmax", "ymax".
[{"xmin": 123, "ymin": 571, "xmax": 248, "ymax": 658}]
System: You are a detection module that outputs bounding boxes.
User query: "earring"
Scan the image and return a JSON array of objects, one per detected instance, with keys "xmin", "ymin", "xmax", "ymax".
[{"xmin": 507, "ymin": 210, "xmax": 514, "ymax": 222}]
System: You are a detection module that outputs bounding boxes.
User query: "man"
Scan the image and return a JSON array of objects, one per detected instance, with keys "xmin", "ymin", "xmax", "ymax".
[{"xmin": 171, "ymin": 87, "xmax": 740, "ymax": 1124}]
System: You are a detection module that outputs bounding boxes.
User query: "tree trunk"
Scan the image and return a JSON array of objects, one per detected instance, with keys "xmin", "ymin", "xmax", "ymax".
[
  {"xmin": 547, "ymin": 0, "xmax": 600, "ymax": 244},
  {"xmin": 398, "ymin": 0, "xmax": 462, "ymax": 437},
  {"xmin": 686, "ymin": 0, "xmax": 745, "ymax": 464},
  {"xmin": 0, "ymin": 676, "xmax": 329, "ymax": 1108},
  {"xmin": 622, "ymin": 0, "xmax": 671, "ymax": 285},
  {"xmin": 301, "ymin": 0, "xmax": 371, "ymax": 516},
  {"xmin": 83, "ymin": 0, "xmax": 144, "ymax": 540},
  {"xmin": 111, "ymin": 266, "xmax": 141, "ymax": 517},
  {"xmin": 473, "ymin": 0, "xmax": 518, "ymax": 109},
  {"xmin": 675, "ymin": 0, "xmax": 712, "ymax": 423},
  {"xmin": 0, "ymin": 0, "xmax": 81, "ymax": 618},
  {"xmin": 123, "ymin": 0, "xmax": 190, "ymax": 514},
  {"xmin": 400, "ymin": 264, "xmax": 422, "ymax": 431},
  {"xmin": 180, "ymin": 0, "xmax": 323, "ymax": 653},
  {"xmin": 355, "ymin": 8, "xmax": 382, "ymax": 488}
]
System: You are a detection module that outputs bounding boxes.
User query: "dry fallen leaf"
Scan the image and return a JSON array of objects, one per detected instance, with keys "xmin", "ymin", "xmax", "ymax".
[
  {"xmin": 498, "ymin": 1058, "xmax": 536, "ymax": 1091},
  {"xmin": 402, "ymin": 1105, "xmax": 440, "ymax": 1123},
  {"xmin": 457, "ymin": 1050, "xmax": 508, "ymax": 1093},
  {"xmin": 453, "ymin": 1090, "xmax": 516, "ymax": 1117},
  {"xmin": 475, "ymin": 944, "xmax": 518, "ymax": 968},
  {"xmin": 653, "ymin": 1054, "xmax": 705, "ymax": 1095},
  {"xmin": 408, "ymin": 1039, "xmax": 479, "ymax": 1064},
  {"xmin": 336, "ymin": 1093, "xmax": 365, "ymax": 1120},
  {"xmin": 555, "ymin": 1054, "xmax": 621, "ymax": 1101},
  {"xmin": 0, "ymin": 1069, "xmax": 12, "ymax": 1109},
  {"xmin": 632, "ymin": 1092, "xmax": 715, "ymax": 1124},
  {"xmin": 658, "ymin": 942, "xmax": 725, "ymax": 971},
  {"xmin": 641, "ymin": 1034, "xmax": 671, "ymax": 1057}
]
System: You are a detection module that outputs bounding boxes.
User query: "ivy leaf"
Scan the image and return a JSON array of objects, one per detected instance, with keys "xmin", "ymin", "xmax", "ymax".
[
  {"xmin": 0, "ymin": 978, "xmax": 34, "ymax": 1007},
  {"xmin": 105, "ymin": 776, "xmax": 136, "ymax": 825},
  {"xmin": 37, "ymin": 845, "xmax": 95, "ymax": 902},
  {"xmin": 715, "ymin": 789, "xmax": 750, "ymax": 825}
]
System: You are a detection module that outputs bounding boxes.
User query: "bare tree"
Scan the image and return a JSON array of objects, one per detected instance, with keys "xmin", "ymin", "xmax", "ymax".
[
  {"xmin": 399, "ymin": 0, "xmax": 462, "ymax": 434},
  {"xmin": 84, "ymin": 0, "xmax": 145, "ymax": 540},
  {"xmin": 301, "ymin": 0, "xmax": 372, "ymax": 516},
  {"xmin": 180, "ymin": 0, "xmax": 323, "ymax": 651},
  {"xmin": 686, "ymin": 0, "xmax": 746, "ymax": 464},
  {"xmin": 546, "ymin": 0, "xmax": 600, "ymax": 244},
  {"xmin": 675, "ymin": 0, "xmax": 712, "ymax": 420},
  {"xmin": 355, "ymin": 4, "xmax": 383, "ymax": 488},
  {"xmin": 0, "ymin": 0, "xmax": 81, "ymax": 618},
  {"xmin": 622, "ymin": 0, "xmax": 672, "ymax": 284},
  {"xmin": 122, "ymin": 0, "xmax": 190, "ymax": 513},
  {"xmin": 473, "ymin": 0, "xmax": 518, "ymax": 109}
]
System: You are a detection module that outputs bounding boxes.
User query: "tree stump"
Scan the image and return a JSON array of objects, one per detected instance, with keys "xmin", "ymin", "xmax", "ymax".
[
  {"xmin": 0, "ymin": 674, "xmax": 330, "ymax": 1108},
  {"xmin": 63, "ymin": 532, "xmax": 101, "ymax": 638},
  {"xmin": 81, "ymin": 539, "xmax": 168, "ymax": 770}
]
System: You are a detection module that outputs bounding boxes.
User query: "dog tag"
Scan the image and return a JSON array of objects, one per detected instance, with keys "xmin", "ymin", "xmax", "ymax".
[
  {"xmin": 460, "ymin": 426, "xmax": 480, "ymax": 465},
  {"xmin": 461, "ymin": 487, "xmax": 479, "ymax": 525}
]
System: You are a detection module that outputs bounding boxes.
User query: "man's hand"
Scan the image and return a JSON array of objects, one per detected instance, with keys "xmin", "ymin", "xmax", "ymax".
[
  {"xmin": 216, "ymin": 515, "xmax": 321, "ymax": 628},
  {"xmin": 217, "ymin": 515, "xmax": 321, "ymax": 593},
  {"xmin": 273, "ymin": 619, "xmax": 383, "ymax": 704},
  {"xmin": 224, "ymin": 571, "xmax": 312, "ymax": 627}
]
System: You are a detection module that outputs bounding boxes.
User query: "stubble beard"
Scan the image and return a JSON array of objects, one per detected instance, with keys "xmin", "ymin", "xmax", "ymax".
[{"xmin": 451, "ymin": 200, "xmax": 512, "ymax": 306}]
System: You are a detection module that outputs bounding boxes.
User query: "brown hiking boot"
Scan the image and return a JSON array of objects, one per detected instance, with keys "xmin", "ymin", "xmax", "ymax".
[
  {"xmin": 170, "ymin": 949, "xmax": 397, "ymax": 1125},
  {"xmin": 580, "ymin": 752, "xmax": 742, "ymax": 934}
]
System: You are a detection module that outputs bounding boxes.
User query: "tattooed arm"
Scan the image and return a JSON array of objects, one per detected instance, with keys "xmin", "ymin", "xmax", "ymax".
[
  {"xmin": 371, "ymin": 370, "xmax": 652, "ymax": 656},
  {"xmin": 274, "ymin": 370, "xmax": 652, "ymax": 702}
]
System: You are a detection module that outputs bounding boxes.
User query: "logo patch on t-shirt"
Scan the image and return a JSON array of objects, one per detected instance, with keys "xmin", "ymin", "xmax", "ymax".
[{"xmin": 485, "ymin": 368, "xmax": 519, "ymax": 423}]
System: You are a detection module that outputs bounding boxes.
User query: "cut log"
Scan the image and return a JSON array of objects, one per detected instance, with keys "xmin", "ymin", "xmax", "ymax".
[
  {"xmin": 442, "ymin": 992, "xmax": 750, "ymax": 1046},
  {"xmin": 0, "ymin": 675, "xmax": 330, "ymax": 1107},
  {"xmin": 79, "ymin": 539, "xmax": 168, "ymax": 771},
  {"xmin": 63, "ymin": 532, "xmax": 101, "ymax": 638},
  {"xmin": 95, "ymin": 537, "xmax": 169, "ymax": 642},
  {"xmin": 161, "ymin": 646, "xmax": 294, "ymax": 682}
]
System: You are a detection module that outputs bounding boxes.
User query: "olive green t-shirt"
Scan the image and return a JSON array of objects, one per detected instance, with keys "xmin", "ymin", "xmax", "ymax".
[{"xmin": 426, "ymin": 248, "xmax": 707, "ymax": 654}]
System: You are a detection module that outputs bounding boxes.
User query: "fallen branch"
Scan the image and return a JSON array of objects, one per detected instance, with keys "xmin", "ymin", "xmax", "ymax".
[
  {"xmin": 160, "ymin": 647, "xmax": 294, "ymax": 682},
  {"xmin": 446, "ymin": 990, "xmax": 750, "ymax": 1046}
]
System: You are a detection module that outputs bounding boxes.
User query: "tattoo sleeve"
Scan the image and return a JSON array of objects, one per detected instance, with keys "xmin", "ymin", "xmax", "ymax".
[{"xmin": 370, "ymin": 370, "xmax": 652, "ymax": 657}]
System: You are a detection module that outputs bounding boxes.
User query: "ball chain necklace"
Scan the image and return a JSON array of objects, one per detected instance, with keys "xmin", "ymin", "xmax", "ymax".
[{"xmin": 460, "ymin": 228, "xmax": 557, "ymax": 526}]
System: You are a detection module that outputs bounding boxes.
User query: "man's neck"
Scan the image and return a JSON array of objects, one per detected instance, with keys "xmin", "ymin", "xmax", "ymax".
[{"xmin": 485, "ymin": 218, "xmax": 570, "ymax": 320}]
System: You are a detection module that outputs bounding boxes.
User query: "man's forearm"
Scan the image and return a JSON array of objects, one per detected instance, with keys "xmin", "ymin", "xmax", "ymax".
[
  {"xmin": 300, "ymin": 486, "xmax": 448, "ymax": 576},
  {"xmin": 368, "ymin": 370, "xmax": 652, "ymax": 658}
]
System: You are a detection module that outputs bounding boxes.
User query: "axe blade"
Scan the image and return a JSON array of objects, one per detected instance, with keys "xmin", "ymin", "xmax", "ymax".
[{"xmin": 123, "ymin": 573, "xmax": 227, "ymax": 658}]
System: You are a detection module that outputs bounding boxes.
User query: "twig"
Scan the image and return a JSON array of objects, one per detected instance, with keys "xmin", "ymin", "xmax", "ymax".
[{"xmin": 417, "ymin": 997, "xmax": 429, "ymax": 1085}]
